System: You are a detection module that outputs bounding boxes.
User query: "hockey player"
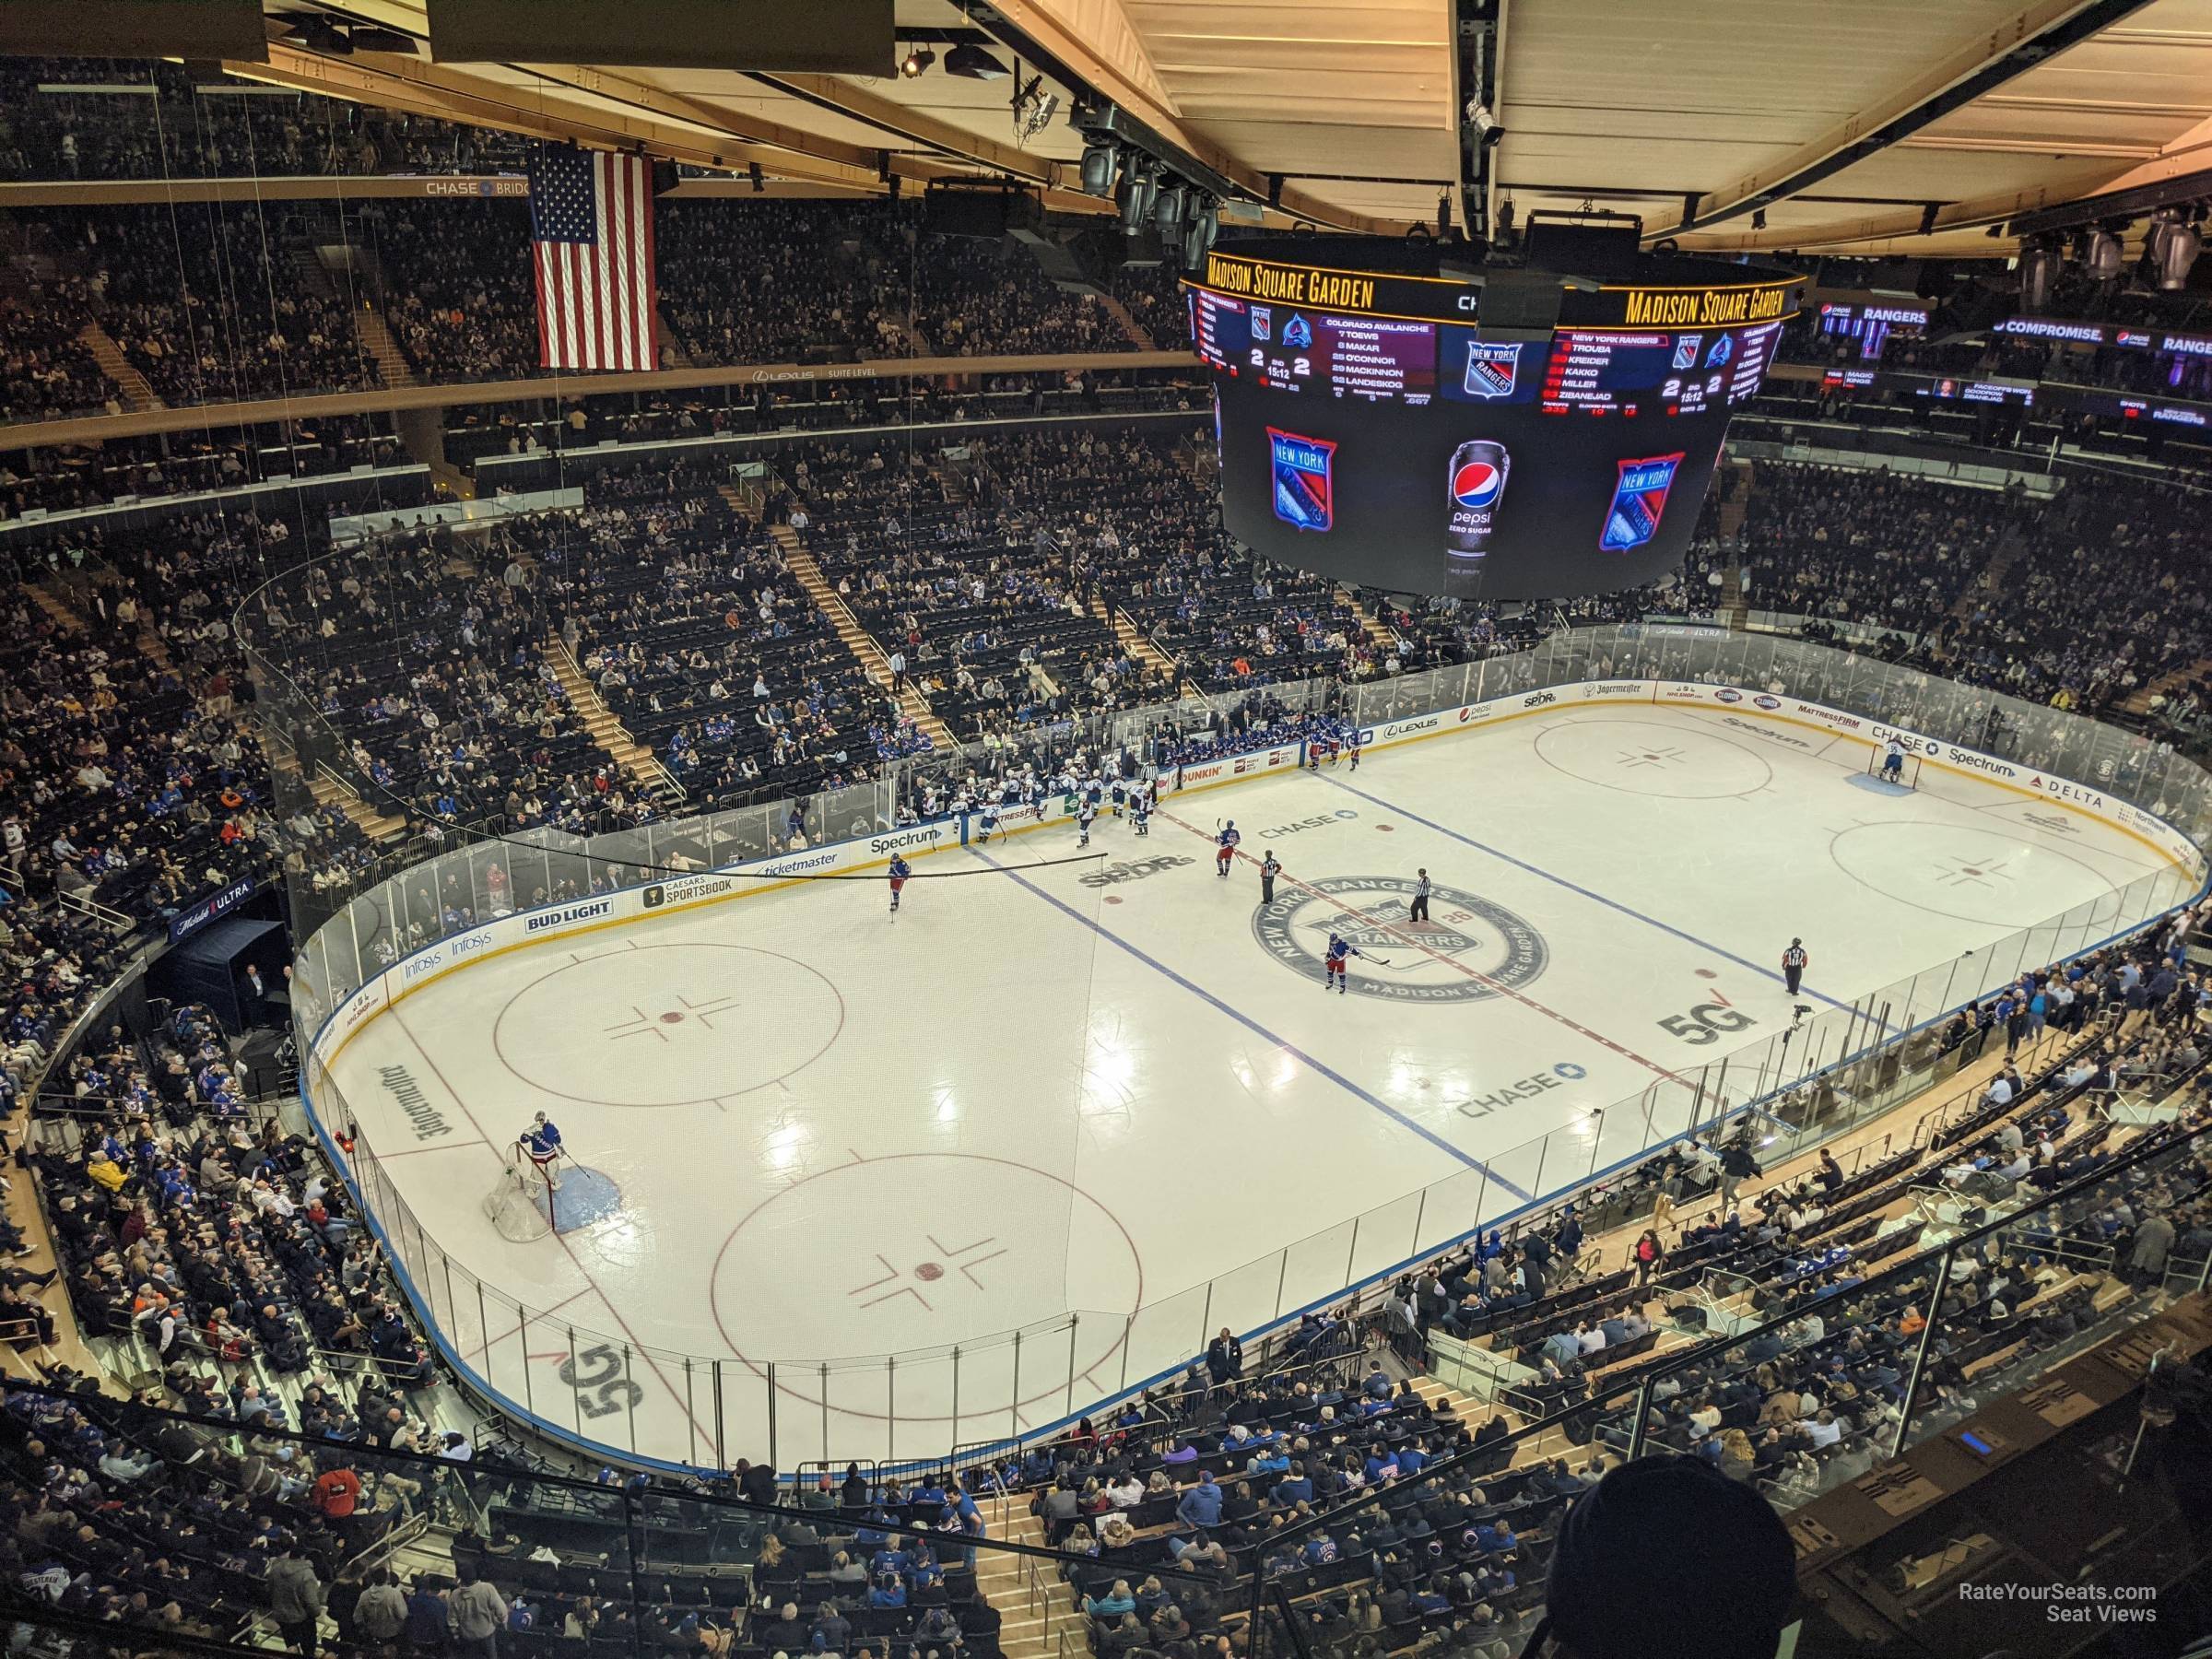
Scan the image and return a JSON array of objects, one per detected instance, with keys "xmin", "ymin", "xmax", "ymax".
[
  {"xmin": 522, "ymin": 1112, "xmax": 565, "ymax": 1189},
  {"xmin": 1109, "ymin": 774, "xmax": 1128, "ymax": 818},
  {"xmin": 1131, "ymin": 794, "xmax": 1150, "ymax": 837},
  {"xmin": 976, "ymin": 800, "xmax": 999, "ymax": 846},
  {"xmin": 888, "ymin": 853, "xmax": 912, "ymax": 914},
  {"xmin": 1216, "ymin": 820, "xmax": 1241, "ymax": 877},
  {"xmin": 1324, "ymin": 933, "xmax": 1366, "ymax": 994},
  {"xmin": 1347, "ymin": 727, "xmax": 1362, "ymax": 771},
  {"xmin": 1881, "ymin": 738, "xmax": 1906, "ymax": 783},
  {"xmin": 1077, "ymin": 800, "xmax": 1097, "ymax": 849}
]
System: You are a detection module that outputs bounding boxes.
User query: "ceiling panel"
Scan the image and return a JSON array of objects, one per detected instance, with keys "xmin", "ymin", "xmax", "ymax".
[{"xmin": 219, "ymin": 0, "xmax": 2212, "ymax": 253}]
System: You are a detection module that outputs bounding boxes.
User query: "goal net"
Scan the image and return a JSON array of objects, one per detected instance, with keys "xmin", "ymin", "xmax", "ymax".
[
  {"xmin": 1866, "ymin": 747, "xmax": 1922, "ymax": 790},
  {"xmin": 483, "ymin": 1143, "xmax": 555, "ymax": 1241}
]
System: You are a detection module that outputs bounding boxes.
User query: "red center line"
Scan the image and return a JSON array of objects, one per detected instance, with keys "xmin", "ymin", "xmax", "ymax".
[{"xmin": 1159, "ymin": 807, "xmax": 1689, "ymax": 1086}]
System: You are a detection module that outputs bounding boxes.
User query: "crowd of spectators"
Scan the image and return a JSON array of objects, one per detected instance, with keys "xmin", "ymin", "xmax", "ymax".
[
  {"xmin": 791, "ymin": 432, "xmax": 1174, "ymax": 740},
  {"xmin": 0, "ymin": 286, "xmax": 119, "ymax": 422},
  {"xmin": 551, "ymin": 459, "xmax": 911, "ymax": 808},
  {"xmin": 1702, "ymin": 460, "xmax": 2212, "ymax": 719},
  {"xmin": 2, "ymin": 417, "xmax": 404, "ymax": 522},
  {"xmin": 46, "ymin": 204, "xmax": 383, "ymax": 405},
  {"xmin": 365, "ymin": 202, "xmax": 546, "ymax": 384},
  {"xmin": 1728, "ymin": 462, "xmax": 2032, "ymax": 635},
  {"xmin": 0, "ymin": 58, "xmax": 527, "ymax": 183}
]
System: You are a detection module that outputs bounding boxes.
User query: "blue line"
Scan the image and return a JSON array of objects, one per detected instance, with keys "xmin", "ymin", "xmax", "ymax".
[
  {"xmin": 1315, "ymin": 771, "xmax": 1883, "ymax": 1027},
  {"xmin": 971, "ymin": 846, "xmax": 1533, "ymax": 1200}
]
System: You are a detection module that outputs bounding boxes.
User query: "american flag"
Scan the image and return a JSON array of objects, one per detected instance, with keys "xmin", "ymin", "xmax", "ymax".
[{"xmin": 529, "ymin": 145, "xmax": 657, "ymax": 371}]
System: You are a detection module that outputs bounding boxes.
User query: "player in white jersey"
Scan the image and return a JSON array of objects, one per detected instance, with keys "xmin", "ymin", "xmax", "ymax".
[{"xmin": 1077, "ymin": 801, "xmax": 1097, "ymax": 848}]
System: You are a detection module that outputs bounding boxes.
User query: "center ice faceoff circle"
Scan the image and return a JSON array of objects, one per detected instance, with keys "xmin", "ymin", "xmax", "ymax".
[
  {"xmin": 1253, "ymin": 875, "xmax": 1549, "ymax": 1003},
  {"xmin": 493, "ymin": 941, "xmax": 842, "ymax": 1107}
]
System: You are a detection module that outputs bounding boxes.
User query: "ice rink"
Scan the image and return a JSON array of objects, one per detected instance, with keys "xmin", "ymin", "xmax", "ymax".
[{"xmin": 320, "ymin": 700, "xmax": 2195, "ymax": 1467}]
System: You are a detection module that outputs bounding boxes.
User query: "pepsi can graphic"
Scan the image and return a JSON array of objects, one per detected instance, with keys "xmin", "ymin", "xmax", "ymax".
[
  {"xmin": 1600, "ymin": 452, "xmax": 1685, "ymax": 552},
  {"xmin": 1445, "ymin": 440, "xmax": 1510, "ymax": 588}
]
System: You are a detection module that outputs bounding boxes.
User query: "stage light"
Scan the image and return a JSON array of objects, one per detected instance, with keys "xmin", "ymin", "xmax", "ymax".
[{"xmin": 899, "ymin": 45, "xmax": 934, "ymax": 77}]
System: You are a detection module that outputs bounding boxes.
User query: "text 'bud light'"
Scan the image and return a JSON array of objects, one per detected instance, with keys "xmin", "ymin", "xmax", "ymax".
[
  {"xmin": 1267, "ymin": 427, "xmax": 1336, "ymax": 532},
  {"xmin": 1600, "ymin": 451, "xmax": 1685, "ymax": 552},
  {"xmin": 1445, "ymin": 440, "xmax": 1510, "ymax": 580}
]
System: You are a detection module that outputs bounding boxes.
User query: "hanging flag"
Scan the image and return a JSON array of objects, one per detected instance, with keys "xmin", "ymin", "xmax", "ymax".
[{"xmin": 529, "ymin": 145, "xmax": 656, "ymax": 371}]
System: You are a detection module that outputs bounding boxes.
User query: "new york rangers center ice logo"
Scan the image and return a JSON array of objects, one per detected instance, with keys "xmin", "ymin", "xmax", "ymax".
[{"xmin": 1253, "ymin": 876, "xmax": 1548, "ymax": 1004}]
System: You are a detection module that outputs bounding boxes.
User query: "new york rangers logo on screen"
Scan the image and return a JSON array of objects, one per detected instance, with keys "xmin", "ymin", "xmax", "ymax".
[
  {"xmin": 1600, "ymin": 453, "xmax": 1685, "ymax": 552},
  {"xmin": 1268, "ymin": 428, "xmax": 1337, "ymax": 532},
  {"xmin": 1462, "ymin": 341, "xmax": 1523, "ymax": 399}
]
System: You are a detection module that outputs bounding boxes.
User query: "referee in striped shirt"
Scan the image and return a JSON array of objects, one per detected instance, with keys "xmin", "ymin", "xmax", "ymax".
[{"xmin": 1410, "ymin": 869, "xmax": 1432, "ymax": 924}]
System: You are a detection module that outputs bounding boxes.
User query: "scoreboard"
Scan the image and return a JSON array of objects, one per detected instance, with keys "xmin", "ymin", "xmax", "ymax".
[
  {"xmin": 1192, "ymin": 291, "xmax": 1782, "ymax": 418},
  {"xmin": 1185, "ymin": 238, "xmax": 1803, "ymax": 602}
]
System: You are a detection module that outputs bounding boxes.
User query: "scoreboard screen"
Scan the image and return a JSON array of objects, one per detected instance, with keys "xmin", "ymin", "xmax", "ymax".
[{"xmin": 1185, "ymin": 238, "xmax": 1803, "ymax": 601}]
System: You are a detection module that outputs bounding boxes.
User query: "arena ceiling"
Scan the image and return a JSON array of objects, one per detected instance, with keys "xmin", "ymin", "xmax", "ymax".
[{"xmin": 226, "ymin": 0, "xmax": 2212, "ymax": 255}]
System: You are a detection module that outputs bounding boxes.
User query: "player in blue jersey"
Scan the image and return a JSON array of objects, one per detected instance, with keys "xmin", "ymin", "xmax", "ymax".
[
  {"xmin": 888, "ymin": 853, "xmax": 912, "ymax": 914},
  {"xmin": 521, "ymin": 1112, "xmax": 565, "ymax": 1188},
  {"xmin": 1324, "ymin": 933, "xmax": 1366, "ymax": 994},
  {"xmin": 1216, "ymin": 820, "xmax": 1241, "ymax": 877}
]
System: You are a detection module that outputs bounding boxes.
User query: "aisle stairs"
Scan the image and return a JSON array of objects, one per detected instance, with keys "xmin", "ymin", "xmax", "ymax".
[{"xmin": 543, "ymin": 640, "xmax": 684, "ymax": 803}]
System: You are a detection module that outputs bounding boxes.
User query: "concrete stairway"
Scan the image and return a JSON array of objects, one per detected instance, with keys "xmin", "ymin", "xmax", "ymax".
[
  {"xmin": 542, "ymin": 641, "xmax": 685, "ymax": 802},
  {"xmin": 1093, "ymin": 290, "xmax": 1154, "ymax": 348},
  {"xmin": 1950, "ymin": 524, "xmax": 2031, "ymax": 621},
  {"xmin": 978, "ymin": 1506, "xmax": 1095, "ymax": 1659},
  {"xmin": 1718, "ymin": 565, "xmax": 1748, "ymax": 629},
  {"xmin": 352, "ymin": 300, "xmax": 419, "ymax": 389},
  {"xmin": 768, "ymin": 519, "xmax": 955, "ymax": 748},
  {"xmin": 1337, "ymin": 586, "xmax": 1400, "ymax": 656},
  {"xmin": 2121, "ymin": 654, "xmax": 2212, "ymax": 718},
  {"xmin": 293, "ymin": 754, "xmax": 410, "ymax": 843},
  {"xmin": 76, "ymin": 321, "xmax": 161, "ymax": 411},
  {"xmin": 25, "ymin": 582, "xmax": 88, "ymax": 637},
  {"xmin": 656, "ymin": 306, "xmax": 691, "ymax": 368},
  {"xmin": 1088, "ymin": 596, "xmax": 1184, "ymax": 690},
  {"xmin": 1715, "ymin": 459, "xmax": 1755, "ymax": 541}
]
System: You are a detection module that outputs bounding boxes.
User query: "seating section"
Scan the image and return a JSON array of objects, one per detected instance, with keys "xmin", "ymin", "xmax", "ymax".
[
  {"xmin": 0, "ymin": 58, "xmax": 528, "ymax": 183},
  {"xmin": 792, "ymin": 434, "xmax": 1168, "ymax": 739},
  {"xmin": 50, "ymin": 203, "xmax": 383, "ymax": 403},
  {"xmin": 559, "ymin": 462, "xmax": 908, "ymax": 806},
  {"xmin": 1733, "ymin": 463, "xmax": 2029, "ymax": 636},
  {"xmin": 369, "ymin": 201, "xmax": 546, "ymax": 383},
  {"xmin": 1, "ymin": 415, "xmax": 403, "ymax": 518},
  {"xmin": 0, "ymin": 288, "xmax": 115, "ymax": 420},
  {"xmin": 245, "ymin": 521, "xmax": 618, "ymax": 842}
]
